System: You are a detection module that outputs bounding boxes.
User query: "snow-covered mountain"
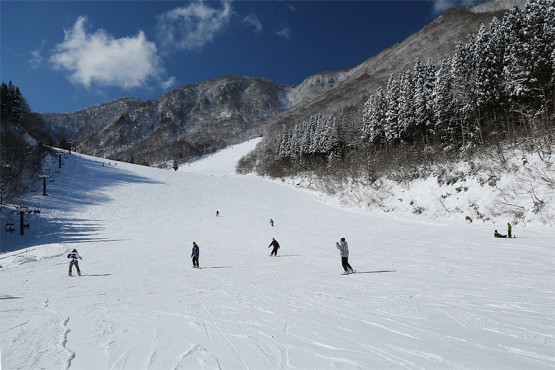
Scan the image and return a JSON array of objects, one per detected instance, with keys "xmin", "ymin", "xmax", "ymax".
[
  {"xmin": 264, "ymin": 2, "xmax": 513, "ymax": 127},
  {"xmin": 69, "ymin": 77, "xmax": 290, "ymax": 165},
  {"xmin": 1, "ymin": 139, "xmax": 553, "ymax": 369},
  {"xmin": 39, "ymin": 97, "xmax": 144, "ymax": 143},
  {"xmin": 37, "ymin": 0, "xmax": 516, "ymax": 166}
]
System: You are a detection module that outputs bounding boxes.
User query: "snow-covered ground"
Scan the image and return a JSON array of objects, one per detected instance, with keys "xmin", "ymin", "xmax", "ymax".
[
  {"xmin": 1, "ymin": 139, "xmax": 554, "ymax": 370},
  {"xmin": 278, "ymin": 148, "xmax": 555, "ymax": 227}
]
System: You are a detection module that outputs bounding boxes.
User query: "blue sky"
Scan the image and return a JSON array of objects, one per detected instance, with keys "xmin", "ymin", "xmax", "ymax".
[{"xmin": 1, "ymin": 0, "xmax": 484, "ymax": 113}]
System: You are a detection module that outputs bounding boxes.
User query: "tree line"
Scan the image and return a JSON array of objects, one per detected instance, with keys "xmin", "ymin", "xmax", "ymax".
[{"xmin": 0, "ymin": 81, "xmax": 50, "ymax": 204}]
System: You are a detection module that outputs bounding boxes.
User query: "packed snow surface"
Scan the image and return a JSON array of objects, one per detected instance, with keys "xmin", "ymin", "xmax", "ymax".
[{"xmin": 1, "ymin": 139, "xmax": 554, "ymax": 370}]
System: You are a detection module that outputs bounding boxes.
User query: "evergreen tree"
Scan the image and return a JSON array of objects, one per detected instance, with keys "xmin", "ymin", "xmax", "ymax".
[
  {"xmin": 432, "ymin": 59, "xmax": 456, "ymax": 147},
  {"xmin": 0, "ymin": 81, "xmax": 30, "ymax": 124},
  {"xmin": 452, "ymin": 39, "xmax": 478, "ymax": 147},
  {"xmin": 503, "ymin": 6, "xmax": 533, "ymax": 107},
  {"xmin": 523, "ymin": 0, "xmax": 555, "ymax": 111},
  {"xmin": 362, "ymin": 88, "xmax": 387, "ymax": 146},
  {"xmin": 413, "ymin": 58, "xmax": 435, "ymax": 144},
  {"xmin": 384, "ymin": 75, "xmax": 401, "ymax": 145},
  {"xmin": 398, "ymin": 70, "xmax": 416, "ymax": 144},
  {"xmin": 474, "ymin": 23, "xmax": 498, "ymax": 108},
  {"xmin": 0, "ymin": 82, "xmax": 10, "ymax": 121}
]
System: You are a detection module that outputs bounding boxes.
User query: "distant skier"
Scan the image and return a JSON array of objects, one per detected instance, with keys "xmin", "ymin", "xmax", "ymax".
[
  {"xmin": 216, "ymin": 210, "xmax": 219, "ymax": 217},
  {"xmin": 67, "ymin": 248, "xmax": 82, "ymax": 276},
  {"xmin": 336, "ymin": 238, "xmax": 354, "ymax": 274},
  {"xmin": 268, "ymin": 238, "xmax": 280, "ymax": 256},
  {"xmin": 507, "ymin": 223, "xmax": 512, "ymax": 238},
  {"xmin": 494, "ymin": 230, "xmax": 507, "ymax": 238},
  {"xmin": 191, "ymin": 242, "xmax": 200, "ymax": 268},
  {"xmin": 270, "ymin": 219, "xmax": 274, "ymax": 227}
]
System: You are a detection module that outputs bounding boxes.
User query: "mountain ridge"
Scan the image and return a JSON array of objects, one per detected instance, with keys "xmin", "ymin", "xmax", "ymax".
[{"xmin": 38, "ymin": 0, "xmax": 517, "ymax": 166}]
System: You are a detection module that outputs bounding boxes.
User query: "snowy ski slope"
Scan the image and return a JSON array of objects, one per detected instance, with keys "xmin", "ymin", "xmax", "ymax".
[{"xmin": 1, "ymin": 139, "xmax": 554, "ymax": 369}]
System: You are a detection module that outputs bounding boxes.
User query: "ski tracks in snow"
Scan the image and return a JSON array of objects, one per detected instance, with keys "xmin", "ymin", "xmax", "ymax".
[
  {"xmin": 195, "ymin": 284, "xmax": 251, "ymax": 370},
  {"xmin": 2, "ymin": 298, "xmax": 76, "ymax": 370}
]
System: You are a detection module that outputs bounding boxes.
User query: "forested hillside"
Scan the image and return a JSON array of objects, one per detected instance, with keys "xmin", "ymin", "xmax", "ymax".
[
  {"xmin": 238, "ymin": 0, "xmax": 554, "ymax": 224},
  {"xmin": 0, "ymin": 82, "xmax": 53, "ymax": 204},
  {"xmin": 242, "ymin": 0, "xmax": 553, "ymax": 176}
]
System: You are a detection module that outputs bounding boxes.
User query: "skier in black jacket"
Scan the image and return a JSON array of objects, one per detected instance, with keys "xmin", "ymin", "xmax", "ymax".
[
  {"xmin": 268, "ymin": 238, "xmax": 280, "ymax": 256},
  {"xmin": 191, "ymin": 242, "xmax": 200, "ymax": 268}
]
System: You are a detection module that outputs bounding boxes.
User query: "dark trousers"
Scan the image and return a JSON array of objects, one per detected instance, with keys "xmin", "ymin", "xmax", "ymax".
[
  {"xmin": 341, "ymin": 257, "xmax": 353, "ymax": 272},
  {"xmin": 192, "ymin": 256, "xmax": 199, "ymax": 268},
  {"xmin": 270, "ymin": 247, "xmax": 279, "ymax": 256},
  {"xmin": 69, "ymin": 260, "xmax": 81, "ymax": 276}
]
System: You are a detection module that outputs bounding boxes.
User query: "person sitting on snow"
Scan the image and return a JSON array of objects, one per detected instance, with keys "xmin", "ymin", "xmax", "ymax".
[{"xmin": 494, "ymin": 230, "xmax": 507, "ymax": 238}]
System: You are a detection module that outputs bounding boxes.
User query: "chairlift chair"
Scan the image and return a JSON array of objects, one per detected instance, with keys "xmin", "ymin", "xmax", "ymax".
[{"xmin": 5, "ymin": 215, "xmax": 15, "ymax": 233}]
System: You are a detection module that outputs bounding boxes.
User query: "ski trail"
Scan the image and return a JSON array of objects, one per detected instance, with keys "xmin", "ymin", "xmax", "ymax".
[
  {"xmin": 196, "ymin": 285, "xmax": 250, "ymax": 370},
  {"xmin": 0, "ymin": 320, "xmax": 29, "ymax": 335}
]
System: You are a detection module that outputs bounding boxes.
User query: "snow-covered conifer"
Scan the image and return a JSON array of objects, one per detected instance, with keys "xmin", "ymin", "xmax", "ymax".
[
  {"xmin": 362, "ymin": 88, "xmax": 386, "ymax": 146},
  {"xmin": 384, "ymin": 75, "xmax": 401, "ymax": 145}
]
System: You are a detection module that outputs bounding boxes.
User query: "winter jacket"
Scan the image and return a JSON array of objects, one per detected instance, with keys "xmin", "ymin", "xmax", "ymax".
[
  {"xmin": 269, "ymin": 240, "xmax": 280, "ymax": 249},
  {"xmin": 337, "ymin": 241, "xmax": 349, "ymax": 257},
  {"xmin": 67, "ymin": 251, "xmax": 82, "ymax": 261},
  {"xmin": 191, "ymin": 245, "xmax": 199, "ymax": 257}
]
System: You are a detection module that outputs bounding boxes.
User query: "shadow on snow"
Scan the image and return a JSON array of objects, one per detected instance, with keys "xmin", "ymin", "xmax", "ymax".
[
  {"xmin": 1, "ymin": 155, "xmax": 162, "ymax": 254},
  {"xmin": 354, "ymin": 270, "xmax": 396, "ymax": 274}
]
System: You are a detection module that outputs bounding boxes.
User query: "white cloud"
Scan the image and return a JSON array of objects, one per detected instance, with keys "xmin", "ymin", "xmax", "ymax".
[
  {"xmin": 243, "ymin": 13, "xmax": 262, "ymax": 33},
  {"xmin": 157, "ymin": 1, "xmax": 232, "ymax": 51},
  {"xmin": 29, "ymin": 40, "xmax": 47, "ymax": 69},
  {"xmin": 432, "ymin": 0, "xmax": 484, "ymax": 14},
  {"xmin": 275, "ymin": 26, "xmax": 291, "ymax": 39},
  {"xmin": 50, "ymin": 16, "xmax": 165, "ymax": 89},
  {"xmin": 161, "ymin": 76, "xmax": 177, "ymax": 90}
]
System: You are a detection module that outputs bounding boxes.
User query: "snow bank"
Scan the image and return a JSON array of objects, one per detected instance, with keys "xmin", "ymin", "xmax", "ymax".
[{"xmin": 276, "ymin": 148, "xmax": 554, "ymax": 229}]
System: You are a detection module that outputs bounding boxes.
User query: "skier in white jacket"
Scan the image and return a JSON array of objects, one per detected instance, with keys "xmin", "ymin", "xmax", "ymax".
[
  {"xmin": 336, "ymin": 238, "xmax": 354, "ymax": 274},
  {"xmin": 67, "ymin": 249, "xmax": 82, "ymax": 276}
]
